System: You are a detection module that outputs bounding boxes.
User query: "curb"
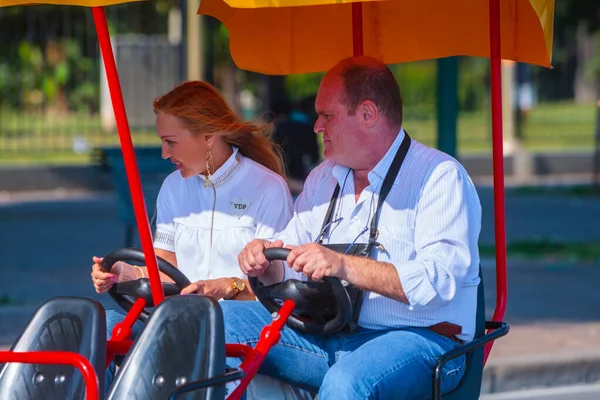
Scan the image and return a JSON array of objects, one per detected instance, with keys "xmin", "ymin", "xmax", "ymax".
[{"xmin": 482, "ymin": 350, "xmax": 600, "ymax": 394}]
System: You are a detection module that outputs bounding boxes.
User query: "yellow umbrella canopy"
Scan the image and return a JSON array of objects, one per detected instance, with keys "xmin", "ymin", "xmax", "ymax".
[
  {"xmin": 0, "ymin": 0, "xmax": 140, "ymax": 6},
  {"xmin": 199, "ymin": 0, "xmax": 554, "ymax": 75}
]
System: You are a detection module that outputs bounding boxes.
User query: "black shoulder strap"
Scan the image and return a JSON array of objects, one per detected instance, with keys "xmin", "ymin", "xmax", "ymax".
[
  {"xmin": 316, "ymin": 184, "xmax": 340, "ymax": 244},
  {"xmin": 367, "ymin": 133, "xmax": 411, "ymax": 249}
]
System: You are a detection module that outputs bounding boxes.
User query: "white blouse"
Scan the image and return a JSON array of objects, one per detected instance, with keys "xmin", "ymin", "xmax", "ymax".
[{"xmin": 153, "ymin": 147, "xmax": 293, "ymax": 282}]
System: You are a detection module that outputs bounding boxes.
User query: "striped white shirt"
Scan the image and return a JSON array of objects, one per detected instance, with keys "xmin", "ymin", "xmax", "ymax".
[{"xmin": 278, "ymin": 129, "xmax": 482, "ymax": 341}]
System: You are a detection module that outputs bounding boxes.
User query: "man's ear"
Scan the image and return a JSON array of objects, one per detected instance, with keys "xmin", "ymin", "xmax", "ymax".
[{"xmin": 360, "ymin": 100, "xmax": 378, "ymax": 128}]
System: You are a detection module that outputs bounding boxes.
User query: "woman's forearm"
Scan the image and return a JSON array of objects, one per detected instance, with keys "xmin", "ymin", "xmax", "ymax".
[{"xmin": 137, "ymin": 248, "xmax": 177, "ymax": 283}]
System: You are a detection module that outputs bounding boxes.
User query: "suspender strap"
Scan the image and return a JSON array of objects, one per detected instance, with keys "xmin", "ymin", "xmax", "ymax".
[{"xmin": 366, "ymin": 132, "xmax": 412, "ymax": 253}]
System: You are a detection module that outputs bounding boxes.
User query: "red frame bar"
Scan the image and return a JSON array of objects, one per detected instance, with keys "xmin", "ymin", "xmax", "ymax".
[
  {"xmin": 105, "ymin": 298, "xmax": 146, "ymax": 367},
  {"xmin": 485, "ymin": 0, "xmax": 508, "ymax": 362},
  {"xmin": 352, "ymin": 2, "xmax": 363, "ymax": 56},
  {"xmin": 91, "ymin": 6, "xmax": 164, "ymax": 307},
  {"xmin": 226, "ymin": 300, "xmax": 296, "ymax": 400},
  {"xmin": 0, "ymin": 351, "xmax": 99, "ymax": 399}
]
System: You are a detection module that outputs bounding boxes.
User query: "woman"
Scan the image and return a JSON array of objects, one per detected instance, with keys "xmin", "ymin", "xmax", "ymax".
[{"xmin": 91, "ymin": 81, "xmax": 309, "ymax": 398}]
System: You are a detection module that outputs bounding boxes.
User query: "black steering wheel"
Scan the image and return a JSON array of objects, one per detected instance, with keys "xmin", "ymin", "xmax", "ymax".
[
  {"xmin": 100, "ymin": 248, "xmax": 191, "ymax": 322},
  {"xmin": 248, "ymin": 248, "xmax": 352, "ymax": 335}
]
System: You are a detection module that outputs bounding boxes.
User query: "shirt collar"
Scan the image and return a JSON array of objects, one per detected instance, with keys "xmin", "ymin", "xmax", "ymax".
[{"xmin": 332, "ymin": 128, "xmax": 406, "ymax": 192}]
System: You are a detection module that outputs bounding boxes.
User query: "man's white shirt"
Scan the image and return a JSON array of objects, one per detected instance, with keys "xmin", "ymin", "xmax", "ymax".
[{"xmin": 278, "ymin": 129, "xmax": 482, "ymax": 342}]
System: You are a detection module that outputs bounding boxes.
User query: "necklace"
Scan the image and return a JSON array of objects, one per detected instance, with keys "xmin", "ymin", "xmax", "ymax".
[
  {"xmin": 203, "ymin": 155, "xmax": 243, "ymax": 248},
  {"xmin": 207, "ymin": 179, "xmax": 216, "ymax": 248}
]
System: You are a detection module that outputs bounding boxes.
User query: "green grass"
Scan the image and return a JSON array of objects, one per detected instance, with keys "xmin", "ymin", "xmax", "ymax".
[
  {"xmin": 480, "ymin": 239, "xmax": 600, "ymax": 262},
  {"xmin": 405, "ymin": 101, "xmax": 597, "ymax": 153},
  {"xmin": 0, "ymin": 101, "xmax": 597, "ymax": 165}
]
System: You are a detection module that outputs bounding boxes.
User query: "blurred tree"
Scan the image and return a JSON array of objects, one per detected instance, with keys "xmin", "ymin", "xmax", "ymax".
[{"xmin": 0, "ymin": 1, "xmax": 174, "ymax": 115}]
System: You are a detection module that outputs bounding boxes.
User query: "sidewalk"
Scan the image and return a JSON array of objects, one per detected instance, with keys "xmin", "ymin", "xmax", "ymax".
[{"xmin": 1, "ymin": 189, "xmax": 600, "ymax": 394}]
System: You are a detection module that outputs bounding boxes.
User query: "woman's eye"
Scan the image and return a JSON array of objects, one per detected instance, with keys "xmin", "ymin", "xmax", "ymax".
[{"xmin": 165, "ymin": 139, "xmax": 174, "ymax": 145}]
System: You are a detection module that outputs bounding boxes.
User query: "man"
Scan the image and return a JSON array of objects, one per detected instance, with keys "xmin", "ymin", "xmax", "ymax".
[{"xmin": 224, "ymin": 56, "xmax": 482, "ymax": 399}]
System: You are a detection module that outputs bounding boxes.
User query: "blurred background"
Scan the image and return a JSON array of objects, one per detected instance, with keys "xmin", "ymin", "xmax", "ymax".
[{"xmin": 1, "ymin": 1, "xmax": 600, "ymax": 399}]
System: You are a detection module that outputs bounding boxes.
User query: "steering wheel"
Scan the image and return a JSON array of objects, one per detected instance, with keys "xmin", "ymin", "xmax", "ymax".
[
  {"xmin": 100, "ymin": 248, "xmax": 191, "ymax": 322},
  {"xmin": 248, "ymin": 248, "xmax": 352, "ymax": 335}
]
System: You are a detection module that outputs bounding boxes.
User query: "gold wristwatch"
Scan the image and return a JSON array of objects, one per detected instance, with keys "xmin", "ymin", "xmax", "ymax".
[{"xmin": 231, "ymin": 277, "xmax": 246, "ymax": 299}]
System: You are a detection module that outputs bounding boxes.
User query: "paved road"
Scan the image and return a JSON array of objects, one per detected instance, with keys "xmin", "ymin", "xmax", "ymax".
[{"xmin": 477, "ymin": 186, "xmax": 600, "ymax": 245}]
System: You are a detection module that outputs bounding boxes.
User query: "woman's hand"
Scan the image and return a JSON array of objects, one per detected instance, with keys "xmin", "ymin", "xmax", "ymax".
[
  {"xmin": 180, "ymin": 278, "xmax": 235, "ymax": 300},
  {"xmin": 90, "ymin": 256, "xmax": 140, "ymax": 294}
]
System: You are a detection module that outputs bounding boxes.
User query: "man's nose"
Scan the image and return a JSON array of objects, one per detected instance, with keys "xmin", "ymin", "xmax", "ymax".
[{"xmin": 314, "ymin": 119, "xmax": 324, "ymax": 134}]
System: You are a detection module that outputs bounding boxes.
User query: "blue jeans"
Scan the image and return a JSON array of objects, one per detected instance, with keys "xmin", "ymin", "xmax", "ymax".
[
  {"xmin": 222, "ymin": 301, "xmax": 466, "ymax": 400},
  {"xmin": 104, "ymin": 309, "xmax": 145, "ymax": 394}
]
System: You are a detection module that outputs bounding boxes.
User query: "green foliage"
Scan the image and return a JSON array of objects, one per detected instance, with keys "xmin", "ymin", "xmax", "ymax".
[
  {"xmin": 283, "ymin": 58, "xmax": 490, "ymax": 118},
  {"xmin": 555, "ymin": 1, "xmax": 600, "ymax": 33},
  {"xmin": 458, "ymin": 58, "xmax": 489, "ymax": 112},
  {"xmin": 1, "ymin": 39, "xmax": 98, "ymax": 113},
  {"xmin": 285, "ymin": 72, "xmax": 324, "ymax": 102}
]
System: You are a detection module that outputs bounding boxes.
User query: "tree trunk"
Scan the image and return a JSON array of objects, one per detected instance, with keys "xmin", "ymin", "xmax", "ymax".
[{"xmin": 574, "ymin": 24, "xmax": 597, "ymax": 104}]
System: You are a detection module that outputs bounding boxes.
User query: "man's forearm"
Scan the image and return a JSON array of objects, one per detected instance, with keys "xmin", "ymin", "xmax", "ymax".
[
  {"xmin": 258, "ymin": 260, "xmax": 285, "ymax": 286},
  {"xmin": 341, "ymin": 256, "xmax": 409, "ymax": 304}
]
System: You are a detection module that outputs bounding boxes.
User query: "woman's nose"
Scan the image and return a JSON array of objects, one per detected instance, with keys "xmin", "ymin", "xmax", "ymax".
[{"xmin": 161, "ymin": 143, "xmax": 170, "ymax": 160}]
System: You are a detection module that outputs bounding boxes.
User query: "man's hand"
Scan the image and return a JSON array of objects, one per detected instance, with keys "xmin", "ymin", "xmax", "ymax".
[
  {"xmin": 238, "ymin": 239, "xmax": 284, "ymax": 277},
  {"xmin": 287, "ymin": 243, "xmax": 346, "ymax": 280}
]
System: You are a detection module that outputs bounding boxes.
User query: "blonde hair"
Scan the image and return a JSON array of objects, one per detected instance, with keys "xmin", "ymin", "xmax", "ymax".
[{"xmin": 153, "ymin": 81, "xmax": 285, "ymax": 177}]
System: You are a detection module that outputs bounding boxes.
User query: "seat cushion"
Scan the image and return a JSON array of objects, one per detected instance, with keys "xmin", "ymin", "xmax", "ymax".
[
  {"xmin": 0, "ymin": 296, "xmax": 107, "ymax": 399},
  {"xmin": 107, "ymin": 295, "xmax": 225, "ymax": 400}
]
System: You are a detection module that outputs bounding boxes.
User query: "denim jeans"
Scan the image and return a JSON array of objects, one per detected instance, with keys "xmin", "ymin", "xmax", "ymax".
[
  {"xmin": 104, "ymin": 309, "xmax": 145, "ymax": 395},
  {"xmin": 222, "ymin": 300, "xmax": 466, "ymax": 400}
]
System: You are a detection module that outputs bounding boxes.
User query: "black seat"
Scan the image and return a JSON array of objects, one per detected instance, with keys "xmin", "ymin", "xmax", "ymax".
[
  {"xmin": 433, "ymin": 266, "xmax": 509, "ymax": 399},
  {"xmin": 0, "ymin": 296, "xmax": 107, "ymax": 399},
  {"xmin": 107, "ymin": 295, "xmax": 226, "ymax": 400}
]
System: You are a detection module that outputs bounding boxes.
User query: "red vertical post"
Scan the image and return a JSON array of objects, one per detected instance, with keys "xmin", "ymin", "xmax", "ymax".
[
  {"xmin": 91, "ymin": 7, "xmax": 164, "ymax": 307},
  {"xmin": 485, "ymin": 0, "xmax": 508, "ymax": 362},
  {"xmin": 352, "ymin": 2, "xmax": 363, "ymax": 56}
]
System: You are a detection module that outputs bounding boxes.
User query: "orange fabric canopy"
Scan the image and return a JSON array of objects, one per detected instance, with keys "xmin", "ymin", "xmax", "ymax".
[{"xmin": 199, "ymin": 0, "xmax": 554, "ymax": 75}]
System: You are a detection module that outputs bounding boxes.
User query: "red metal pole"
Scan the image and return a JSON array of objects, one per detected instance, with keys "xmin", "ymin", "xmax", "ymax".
[
  {"xmin": 227, "ymin": 300, "xmax": 295, "ymax": 400},
  {"xmin": 0, "ymin": 351, "xmax": 99, "ymax": 399},
  {"xmin": 485, "ymin": 0, "xmax": 508, "ymax": 362},
  {"xmin": 352, "ymin": 2, "xmax": 363, "ymax": 56},
  {"xmin": 91, "ymin": 7, "xmax": 164, "ymax": 307},
  {"xmin": 105, "ymin": 298, "xmax": 146, "ymax": 367}
]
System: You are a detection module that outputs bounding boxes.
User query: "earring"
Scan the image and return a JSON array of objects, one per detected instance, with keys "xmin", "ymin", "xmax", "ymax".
[{"xmin": 205, "ymin": 143, "xmax": 214, "ymax": 187}]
